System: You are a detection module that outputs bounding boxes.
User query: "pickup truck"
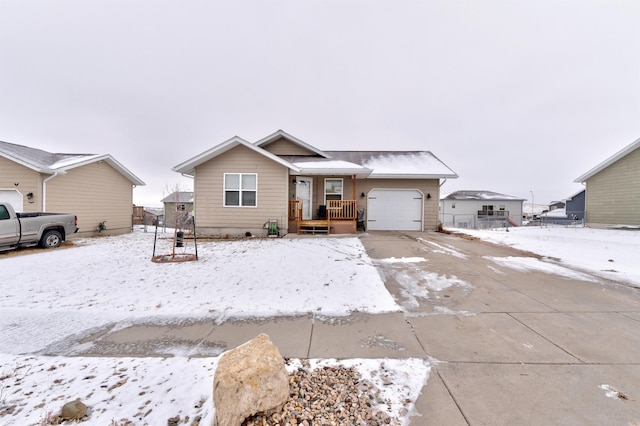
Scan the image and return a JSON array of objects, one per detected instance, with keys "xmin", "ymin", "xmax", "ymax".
[{"xmin": 0, "ymin": 202, "xmax": 78, "ymax": 251}]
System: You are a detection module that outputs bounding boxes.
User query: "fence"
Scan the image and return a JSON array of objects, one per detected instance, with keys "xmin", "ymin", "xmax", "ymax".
[{"xmin": 442, "ymin": 211, "xmax": 586, "ymax": 229}]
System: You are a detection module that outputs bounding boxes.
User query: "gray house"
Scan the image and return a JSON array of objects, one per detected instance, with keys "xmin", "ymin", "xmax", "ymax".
[
  {"xmin": 440, "ymin": 190, "xmax": 525, "ymax": 229},
  {"xmin": 574, "ymin": 137, "xmax": 640, "ymax": 228},
  {"xmin": 565, "ymin": 189, "xmax": 585, "ymax": 221}
]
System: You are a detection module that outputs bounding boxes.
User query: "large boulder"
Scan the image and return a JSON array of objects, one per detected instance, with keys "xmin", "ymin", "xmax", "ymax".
[
  {"xmin": 213, "ymin": 333, "xmax": 289, "ymax": 426},
  {"xmin": 60, "ymin": 399, "xmax": 87, "ymax": 420}
]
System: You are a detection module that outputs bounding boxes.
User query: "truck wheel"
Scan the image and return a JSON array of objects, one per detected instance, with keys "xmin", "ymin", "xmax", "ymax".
[{"xmin": 41, "ymin": 230, "xmax": 63, "ymax": 248}]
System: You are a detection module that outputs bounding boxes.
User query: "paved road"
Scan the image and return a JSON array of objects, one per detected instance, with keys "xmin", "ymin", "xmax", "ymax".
[{"xmin": 57, "ymin": 231, "xmax": 640, "ymax": 425}]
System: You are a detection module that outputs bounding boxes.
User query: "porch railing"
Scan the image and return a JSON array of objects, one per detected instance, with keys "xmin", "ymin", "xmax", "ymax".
[
  {"xmin": 477, "ymin": 210, "xmax": 509, "ymax": 217},
  {"xmin": 327, "ymin": 200, "xmax": 357, "ymax": 220},
  {"xmin": 289, "ymin": 200, "xmax": 302, "ymax": 221},
  {"xmin": 288, "ymin": 200, "xmax": 357, "ymax": 221}
]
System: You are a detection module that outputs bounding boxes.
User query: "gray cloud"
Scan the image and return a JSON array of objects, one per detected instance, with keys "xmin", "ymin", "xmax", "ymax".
[{"xmin": 1, "ymin": 0, "xmax": 638, "ymax": 206}]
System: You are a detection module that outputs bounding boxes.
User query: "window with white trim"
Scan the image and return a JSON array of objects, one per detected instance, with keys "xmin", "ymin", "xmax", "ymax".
[
  {"xmin": 224, "ymin": 173, "xmax": 257, "ymax": 207},
  {"xmin": 324, "ymin": 178, "xmax": 343, "ymax": 202}
]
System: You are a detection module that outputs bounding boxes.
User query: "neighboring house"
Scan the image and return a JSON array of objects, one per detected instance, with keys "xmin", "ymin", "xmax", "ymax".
[
  {"xmin": 440, "ymin": 190, "xmax": 525, "ymax": 229},
  {"xmin": 161, "ymin": 191, "xmax": 194, "ymax": 229},
  {"xmin": 172, "ymin": 130, "xmax": 458, "ymax": 236},
  {"xmin": 132, "ymin": 205, "xmax": 159, "ymax": 226},
  {"xmin": 0, "ymin": 141, "xmax": 145, "ymax": 236},
  {"xmin": 564, "ymin": 189, "xmax": 585, "ymax": 221},
  {"xmin": 548, "ymin": 201, "xmax": 565, "ymax": 211},
  {"xmin": 574, "ymin": 137, "xmax": 640, "ymax": 228}
]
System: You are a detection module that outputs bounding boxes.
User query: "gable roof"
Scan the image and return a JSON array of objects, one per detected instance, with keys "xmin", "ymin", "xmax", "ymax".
[
  {"xmin": 161, "ymin": 191, "xmax": 194, "ymax": 203},
  {"xmin": 0, "ymin": 140, "xmax": 145, "ymax": 185},
  {"xmin": 574, "ymin": 137, "xmax": 640, "ymax": 183},
  {"xmin": 442, "ymin": 190, "xmax": 525, "ymax": 201},
  {"xmin": 278, "ymin": 156, "xmax": 372, "ymax": 177},
  {"xmin": 327, "ymin": 151, "xmax": 458, "ymax": 179},
  {"xmin": 172, "ymin": 136, "xmax": 302, "ymax": 176},
  {"xmin": 173, "ymin": 131, "xmax": 459, "ymax": 179},
  {"xmin": 565, "ymin": 189, "xmax": 585, "ymax": 201},
  {"xmin": 254, "ymin": 129, "xmax": 330, "ymax": 158}
]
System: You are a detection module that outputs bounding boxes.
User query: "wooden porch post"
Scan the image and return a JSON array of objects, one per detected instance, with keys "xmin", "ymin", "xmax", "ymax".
[{"xmin": 352, "ymin": 174, "xmax": 357, "ymax": 200}]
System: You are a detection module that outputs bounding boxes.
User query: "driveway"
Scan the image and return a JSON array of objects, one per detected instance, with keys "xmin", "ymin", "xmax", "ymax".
[
  {"xmin": 360, "ymin": 231, "xmax": 640, "ymax": 425},
  {"xmin": 52, "ymin": 230, "xmax": 640, "ymax": 424}
]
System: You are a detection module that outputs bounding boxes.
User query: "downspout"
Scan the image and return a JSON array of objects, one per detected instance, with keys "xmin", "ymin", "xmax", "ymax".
[
  {"xmin": 439, "ymin": 178, "xmax": 447, "ymax": 227},
  {"xmin": 42, "ymin": 172, "xmax": 60, "ymax": 212}
]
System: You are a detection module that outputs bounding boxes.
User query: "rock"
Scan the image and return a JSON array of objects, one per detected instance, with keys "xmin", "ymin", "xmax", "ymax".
[
  {"xmin": 213, "ymin": 333, "xmax": 288, "ymax": 426},
  {"xmin": 60, "ymin": 398, "xmax": 87, "ymax": 420}
]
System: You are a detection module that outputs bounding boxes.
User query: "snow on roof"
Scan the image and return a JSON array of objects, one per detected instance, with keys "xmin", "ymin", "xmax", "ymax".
[
  {"xmin": 0, "ymin": 140, "xmax": 87, "ymax": 173},
  {"xmin": 540, "ymin": 208, "xmax": 568, "ymax": 218},
  {"xmin": 0, "ymin": 141, "xmax": 145, "ymax": 185},
  {"xmin": 280, "ymin": 156, "xmax": 372, "ymax": 177},
  {"xmin": 326, "ymin": 151, "xmax": 458, "ymax": 178},
  {"xmin": 443, "ymin": 190, "xmax": 525, "ymax": 201},
  {"xmin": 161, "ymin": 191, "xmax": 194, "ymax": 203}
]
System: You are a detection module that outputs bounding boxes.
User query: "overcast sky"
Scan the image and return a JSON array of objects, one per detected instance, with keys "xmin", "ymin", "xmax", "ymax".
[{"xmin": 1, "ymin": 0, "xmax": 638, "ymax": 207}]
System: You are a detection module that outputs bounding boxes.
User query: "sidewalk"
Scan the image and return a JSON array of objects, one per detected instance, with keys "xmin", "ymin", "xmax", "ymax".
[{"xmin": 57, "ymin": 231, "xmax": 640, "ymax": 425}]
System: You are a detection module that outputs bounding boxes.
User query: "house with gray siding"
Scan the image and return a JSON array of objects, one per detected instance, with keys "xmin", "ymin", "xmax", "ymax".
[
  {"xmin": 440, "ymin": 190, "xmax": 525, "ymax": 229},
  {"xmin": 564, "ymin": 189, "xmax": 585, "ymax": 221},
  {"xmin": 574, "ymin": 137, "xmax": 640, "ymax": 228}
]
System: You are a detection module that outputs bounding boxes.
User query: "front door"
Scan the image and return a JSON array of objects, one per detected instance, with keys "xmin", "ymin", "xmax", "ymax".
[{"xmin": 296, "ymin": 177, "xmax": 313, "ymax": 220}]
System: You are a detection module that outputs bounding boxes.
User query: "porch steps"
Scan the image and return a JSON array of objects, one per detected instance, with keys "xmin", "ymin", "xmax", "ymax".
[{"xmin": 298, "ymin": 220, "xmax": 329, "ymax": 235}]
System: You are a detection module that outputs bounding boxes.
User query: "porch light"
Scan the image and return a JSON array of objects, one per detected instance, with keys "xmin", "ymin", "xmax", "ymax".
[{"xmin": 427, "ymin": 193, "xmax": 432, "ymax": 199}]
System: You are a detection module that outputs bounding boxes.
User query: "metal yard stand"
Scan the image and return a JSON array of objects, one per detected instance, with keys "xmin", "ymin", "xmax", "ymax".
[{"xmin": 151, "ymin": 213, "xmax": 198, "ymax": 263}]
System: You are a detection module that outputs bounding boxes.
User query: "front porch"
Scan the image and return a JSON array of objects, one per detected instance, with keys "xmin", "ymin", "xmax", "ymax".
[{"xmin": 289, "ymin": 200, "xmax": 359, "ymax": 235}]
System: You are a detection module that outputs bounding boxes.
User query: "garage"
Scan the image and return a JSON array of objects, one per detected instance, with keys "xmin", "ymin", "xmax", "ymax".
[
  {"xmin": 366, "ymin": 189, "xmax": 423, "ymax": 231},
  {"xmin": 0, "ymin": 189, "xmax": 23, "ymax": 212}
]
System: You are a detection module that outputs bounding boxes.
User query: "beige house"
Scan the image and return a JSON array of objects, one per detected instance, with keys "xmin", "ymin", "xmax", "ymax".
[
  {"xmin": 172, "ymin": 130, "xmax": 458, "ymax": 236},
  {"xmin": 0, "ymin": 141, "xmax": 145, "ymax": 236},
  {"xmin": 574, "ymin": 137, "xmax": 640, "ymax": 228},
  {"xmin": 161, "ymin": 191, "xmax": 194, "ymax": 230}
]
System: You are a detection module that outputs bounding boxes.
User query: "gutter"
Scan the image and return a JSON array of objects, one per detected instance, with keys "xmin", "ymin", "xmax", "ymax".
[{"xmin": 42, "ymin": 172, "xmax": 61, "ymax": 212}]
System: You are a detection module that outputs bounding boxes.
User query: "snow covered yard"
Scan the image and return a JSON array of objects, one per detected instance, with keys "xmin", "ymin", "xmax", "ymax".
[
  {"xmin": 2, "ymin": 225, "xmax": 638, "ymax": 425},
  {"xmin": 0, "ymin": 230, "xmax": 429, "ymax": 425},
  {"xmin": 449, "ymin": 225, "xmax": 640, "ymax": 287}
]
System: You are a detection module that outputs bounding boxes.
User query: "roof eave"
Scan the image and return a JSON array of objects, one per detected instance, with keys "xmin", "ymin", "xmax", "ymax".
[
  {"xmin": 254, "ymin": 130, "xmax": 331, "ymax": 158},
  {"xmin": 0, "ymin": 151, "xmax": 53, "ymax": 174},
  {"xmin": 173, "ymin": 136, "xmax": 302, "ymax": 175},
  {"xmin": 574, "ymin": 137, "xmax": 640, "ymax": 182},
  {"xmin": 55, "ymin": 154, "xmax": 146, "ymax": 186},
  {"xmin": 292, "ymin": 168, "xmax": 373, "ymax": 178},
  {"xmin": 367, "ymin": 173, "xmax": 459, "ymax": 179}
]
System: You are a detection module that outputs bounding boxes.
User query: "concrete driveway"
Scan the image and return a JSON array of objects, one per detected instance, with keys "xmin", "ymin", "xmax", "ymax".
[
  {"xmin": 63, "ymin": 231, "xmax": 640, "ymax": 425},
  {"xmin": 360, "ymin": 231, "xmax": 640, "ymax": 425}
]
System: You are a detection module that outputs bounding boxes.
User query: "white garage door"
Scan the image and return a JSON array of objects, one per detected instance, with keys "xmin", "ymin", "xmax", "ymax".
[
  {"xmin": 367, "ymin": 189, "xmax": 423, "ymax": 231},
  {"xmin": 0, "ymin": 190, "xmax": 24, "ymax": 212}
]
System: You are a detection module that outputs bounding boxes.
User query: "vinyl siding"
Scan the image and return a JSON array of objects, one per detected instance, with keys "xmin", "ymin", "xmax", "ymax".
[
  {"xmin": 45, "ymin": 162, "xmax": 134, "ymax": 235},
  {"xmin": 440, "ymin": 199, "xmax": 524, "ymax": 227},
  {"xmin": 0, "ymin": 156, "xmax": 43, "ymax": 212},
  {"xmin": 305, "ymin": 176, "xmax": 441, "ymax": 231},
  {"xmin": 585, "ymin": 147, "xmax": 640, "ymax": 226},
  {"xmin": 261, "ymin": 137, "xmax": 318, "ymax": 156},
  {"xmin": 194, "ymin": 145, "xmax": 289, "ymax": 233}
]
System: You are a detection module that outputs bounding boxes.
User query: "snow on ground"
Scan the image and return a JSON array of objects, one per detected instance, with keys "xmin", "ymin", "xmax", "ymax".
[
  {"xmin": 2, "ymin": 226, "xmax": 638, "ymax": 425},
  {"xmin": 0, "ymin": 232, "xmax": 400, "ymax": 355},
  {"xmin": 0, "ymin": 229, "xmax": 431, "ymax": 426},
  {"xmin": 449, "ymin": 225, "xmax": 640, "ymax": 287}
]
